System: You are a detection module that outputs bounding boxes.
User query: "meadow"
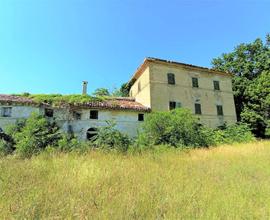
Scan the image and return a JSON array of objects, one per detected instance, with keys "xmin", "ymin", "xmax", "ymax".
[{"xmin": 1, "ymin": 141, "xmax": 270, "ymax": 219}]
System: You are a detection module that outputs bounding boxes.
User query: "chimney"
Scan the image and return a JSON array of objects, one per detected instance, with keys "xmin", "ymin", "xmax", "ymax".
[{"xmin": 82, "ymin": 81, "xmax": 88, "ymax": 95}]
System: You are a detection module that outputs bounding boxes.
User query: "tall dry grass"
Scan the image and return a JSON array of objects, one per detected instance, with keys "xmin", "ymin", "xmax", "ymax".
[{"xmin": 0, "ymin": 141, "xmax": 270, "ymax": 219}]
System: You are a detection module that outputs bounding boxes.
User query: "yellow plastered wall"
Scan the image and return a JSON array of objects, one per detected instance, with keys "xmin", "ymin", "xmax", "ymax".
[
  {"xmin": 131, "ymin": 62, "xmax": 237, "ymax": 128},
  {"xmin": 129, "ymin": 66, "xmax": 151, "ymax": 108}
]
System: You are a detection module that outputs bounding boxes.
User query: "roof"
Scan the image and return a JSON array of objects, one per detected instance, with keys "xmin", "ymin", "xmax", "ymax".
[
  {"xmin": 129, "ymin": 57, "xmax": 232, "ymax": 82},
  {"xmin": 71, "ymin": 97, "xmax": 150, "ymax": 112},
  {"xmin": 0, "ymin": 94, "xmax": 36, "ymax": 105},
  {"xmin": 0, "ymin": 95, "xmax": 150, "ymax": 112}
]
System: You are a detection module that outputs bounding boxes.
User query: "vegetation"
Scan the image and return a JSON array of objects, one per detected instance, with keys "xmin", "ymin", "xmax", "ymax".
[
  {"xmin": 91, "ymin": 121, "xmax": 131, "ymax": 152},
  {"xmin": 212, "ymin": 34, "xmax": 270, "ymax": 137},
  {"xmin": 0, "ymin": 141, "xmax": 269, "ymax": 219},
  {"xmin": 18, "ymin": 93, "xmax": 105, "ymax": 106},
  {"xmin": 0, "ymin": 109, "xmax": 255, "ymax": 158},
  {"xmin": 92, "ymin": 88, "xmax": 110, "ymax": 97},
  {"xmin": 137, "ymin": 109, "xmax": 254, "ymax": 148}
]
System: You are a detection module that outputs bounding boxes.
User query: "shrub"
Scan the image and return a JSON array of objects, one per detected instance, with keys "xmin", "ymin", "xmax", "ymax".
[
  {"xmin": 212, "ymin": 123, "xmax": 255, "ymax": 145},
  {"xmin": 14, "ymin": 113, "xmax": 62, "ymax": 158},
  {"xmin": 138, "ymin": 109, "xmax": 213, "ymax": 148},
  {"xmin": 0, "ymin": 128, "xmax": 16, "ymax": 156},
  {"xmin": 91, "ymin": 121, "xmax": 131, "ymax": 152},
  {"xmin": 0, "ymin": 139, "xmax": 14, "ymax": 156},
  {"xmin": 57, "ymin": 134, "xmax": 81, "ymax": 152}
]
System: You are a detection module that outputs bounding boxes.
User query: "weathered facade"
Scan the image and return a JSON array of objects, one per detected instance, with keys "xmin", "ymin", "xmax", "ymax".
[
  {"xmin": 0, "ymin": 95, "xmax": 149, "ymax": 139},
  {"xmin": 129, "ymin": 58, "xmax": 237, "ymax": 127},
  {"xmin": 0, "ymin": 57, "xmax": 237, "ymax": 138}
]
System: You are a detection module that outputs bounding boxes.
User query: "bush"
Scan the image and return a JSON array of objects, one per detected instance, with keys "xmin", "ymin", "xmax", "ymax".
[
  {"xmin": 57, "ymin": 134, "xmax": 82, "ymax": 152},
  {"xmin": 0, "ymin": 139, "xmax": 14, "ymax": 156},
  {"xmin": 14, "ymin": 113, "xmax": 62, "ymax": 158},
  {"xmin": 212, "ymin": 123, "xmax": 255, "ymax": 145},
  {"xmin": 138, "ymin": 109, "xmax": 213, "ymax": 148},
  {"xmin": 90, "ymin": 121, "xmax": 131, "ymax": 152}
]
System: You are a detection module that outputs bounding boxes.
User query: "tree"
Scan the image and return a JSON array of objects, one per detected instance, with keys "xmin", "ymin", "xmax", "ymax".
[
  {"xmin": 14, "ymin": 113, "xmax": 62, "ymax": 157},
  {"xmin": 212, "ymin": 35, "xmax": 270, "ymax": 137},
  {"xmin": 92, "ymin": 88, "xmax": 110, "ymax": 97},
  {"xmin": 111, "ymin": 82, "xmax": 133, "ymax": 97}
]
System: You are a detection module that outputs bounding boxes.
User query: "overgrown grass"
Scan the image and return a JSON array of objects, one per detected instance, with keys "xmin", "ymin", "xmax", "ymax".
[
  {"xmin": 17, "ymin": 93, "xmax": 107, "ymax": 106},
  {"xmin": 1, "ymin": 141, "xmax": 270, "ymax": 219}
]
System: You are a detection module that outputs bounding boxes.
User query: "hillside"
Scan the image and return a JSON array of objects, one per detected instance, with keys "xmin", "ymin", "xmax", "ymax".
[{"xmin": 1, "ymin": 141, "xmax": 270, "ymax": 219}]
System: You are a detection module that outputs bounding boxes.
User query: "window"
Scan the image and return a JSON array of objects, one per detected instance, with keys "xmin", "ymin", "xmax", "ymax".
[
  {"xmin": 138, "ymin": 82, "xmax": 141, "ymax": 92},
  {"xmin": 90, "ymin": 110, "xmax": 98, "ymax": 119},
  {"xmin": 167, "ymin": 73, "xmax": 175, "ymax": 85},
  {"xmin": 217, "ymin": 105, "xmax": 224, "ymax": 116},
  {"xmin": 87, "ymin": 128, "xmax": 98, "ymax": 140},
  {"xmin": 192, "ymin": 77, "xmax": 199, "ymax": 88},
  {"xmin": 169, "ymin": 101, "xmax": 176, "ymax": 110},
  {"xmin": 176, "ymin": 102, "xmax": 182, "ymax": 108},
  {"xmin": 213, "ymin": 80, "xmax": 220, "ymax": 90},
  {"xmin": 1, "ymin": 107, "xmax": 12, "ymax": 117},
  {"xmin": 67, "ymin": 125, "xmax": 73, "ymax": 134},
  {"xmin": 45, "ymin": 108, "xmax": 54, "ymax": 117},
  {"xmin": 138, "ymin": 113, "xmax": 144, "ymax": 121},
  {"xmin": 195, "ymin": 103, "xmax": 202, "ymax": 115},
  {"xmin": 73, "ymin": 111, "xmax": 81, "ymax": 120},
  {"xmin": 169, "ymin": 101, "xmax": 182, "ymax": 110}
]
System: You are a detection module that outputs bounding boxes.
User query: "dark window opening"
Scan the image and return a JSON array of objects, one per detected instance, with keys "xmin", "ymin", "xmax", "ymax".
[
  {"xmin": 213, "ymin": 80, "xmax": 220, "ymax": 90},
  {"xmin": 90, "ymin": 110, "xmax": 98, "ymax": 119},
  {"xmin": 1, "ymin": 107, "xmax": 12, "ymax": 117},
  {"xmin": 45, "ymin": 108, "xmax": 54, "ymax": 118},
  {"xmin": 192, "ymin": 77, "xmax": 199, "ymax": 88},
  {"xmin": 138, "ymin": 113, "xmax": 144, "ymax": 121},
  {"xmin": 217, "ymin": 105, "xmax": 224, "ymax": 116},
  {"xmin": 73, "ymin": 111, "xmax": 81, "ymax": 120},
  {"xmin": 138, "ymin": 82, "xmax": 141, "ymax": 92},
  {"xmin": 67, "ymin": 125, "xmax": 74, "ymax": 135},
  {"xmin": 195, "ymin": 103, "xmax": 202, "ymax": 115},
  {"xmin": 169, "ymin": 101, "xmax": 176, "ymax": 110},
  {"xmin": 87, "ymin": 128, "xmax": 98, "ymax": 140},
  {"xmin": 167, "ymin": 73, "xmax": 175, "ymax": 85}
]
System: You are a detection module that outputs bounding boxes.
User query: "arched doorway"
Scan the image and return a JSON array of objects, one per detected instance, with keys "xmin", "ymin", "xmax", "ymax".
[{"xmin": 86, "ymin": 128, "xmax": 98, "ymax": 140}]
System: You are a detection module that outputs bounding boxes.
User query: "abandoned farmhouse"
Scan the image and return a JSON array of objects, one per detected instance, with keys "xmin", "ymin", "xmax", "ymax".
[{"xmin": 0, "ymin": 57, "xmax": 237, "ymax": 139}]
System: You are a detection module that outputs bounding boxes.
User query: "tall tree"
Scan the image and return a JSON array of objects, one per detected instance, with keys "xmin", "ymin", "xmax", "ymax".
[
  {"xmin": 212, "ymin": 35, "xmax": 270, "ymax": 137},
  {"xmin": 92, "ymin": 88, "xmax": 110, "ymax": 97}
]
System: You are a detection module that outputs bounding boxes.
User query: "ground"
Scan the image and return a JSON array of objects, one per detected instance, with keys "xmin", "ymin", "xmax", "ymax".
[{"xmin": 0, "ymin": 141, "xmax": 270, "ymax": 219}]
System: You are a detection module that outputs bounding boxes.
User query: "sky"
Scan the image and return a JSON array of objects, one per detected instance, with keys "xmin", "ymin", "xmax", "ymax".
[{"xmin": 0, "ymin": 0, "xmax": 269, "ymax": 95}]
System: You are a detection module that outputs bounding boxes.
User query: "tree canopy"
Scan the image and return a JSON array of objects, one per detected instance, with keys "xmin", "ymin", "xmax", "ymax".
[{"xmin": 212, "ymin": 35, "xmax": 270, "ymax": 137}]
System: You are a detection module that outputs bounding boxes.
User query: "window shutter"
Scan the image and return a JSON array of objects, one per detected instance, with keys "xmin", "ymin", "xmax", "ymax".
[
  {"xmin": 167, "ymin": 73, "xmax": 175, "ymax": 85},
  {"xmin": 195, "ymin": 103, "xmax": 202, "ymax": 115},
  {"xmin": 192, "ymin": 78, "xmax": 199, "ymax": 88}
]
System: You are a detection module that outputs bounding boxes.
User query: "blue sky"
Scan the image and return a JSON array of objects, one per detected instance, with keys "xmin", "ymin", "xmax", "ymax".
[{"xmin": 0, "ymin": 0, "xmax": 269, "ymax": 95}]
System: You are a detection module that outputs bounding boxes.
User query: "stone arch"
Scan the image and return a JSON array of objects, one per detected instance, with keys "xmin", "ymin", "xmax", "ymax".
[{"xmin": 86, "ymin": 127, "xmax": 98, "ymax": 140}]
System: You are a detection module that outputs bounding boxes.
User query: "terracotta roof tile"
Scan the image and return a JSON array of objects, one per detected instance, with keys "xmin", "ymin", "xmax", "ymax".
[
  {"xmin": 0, "ymin": 94, "xmax": 35, "ymax": 105},
  {"xmin": 0, "ymin": 95, "xmax": 150, "ymax": 112},
  {"xmin": 71, "ymin": 97, "xmax": 150, "ymax": 112}
]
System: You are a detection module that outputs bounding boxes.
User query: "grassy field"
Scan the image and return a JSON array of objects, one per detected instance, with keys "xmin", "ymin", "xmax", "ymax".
[{"xmin": 1, "ymin": 141, "xmax": 270, "ymax": 219}]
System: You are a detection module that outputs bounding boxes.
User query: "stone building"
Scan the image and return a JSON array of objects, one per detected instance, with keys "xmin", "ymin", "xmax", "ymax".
[
  {"xmin": 129, "ymin": 58, "xmax": 237, "ymax": 127},
  {"xmin": 0, "ymin": 57, "xmax": 237, "ymax": 139},
  {"xmin": 0, "ymin": 95, "xmax": 149, "ymax": 139}
]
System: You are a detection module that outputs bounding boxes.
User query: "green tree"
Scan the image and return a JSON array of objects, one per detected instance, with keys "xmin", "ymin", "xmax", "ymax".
[
  {"xmin": 92, "ymin": 88, "xmax": 110, "ymax": 97},
  {"xmin": 14, "ymin": 113, "xmax": 62, "ymax": 158},
  {"xmin": 111, "ymin": 82, "xmax": 133, "ymax": 97},
  {"xmin": 212, "ymin": 35, "xmax": 270, "ymax": 137}
]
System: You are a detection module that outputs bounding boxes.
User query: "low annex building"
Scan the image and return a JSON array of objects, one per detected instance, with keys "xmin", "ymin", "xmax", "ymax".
[
  {"xmin": 0, "ymin": 95, "xmax": 149, "ymax": 139},
  {"xmin": 0, "ymin": 57, "xmax": 237, "ymax": 139}
]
